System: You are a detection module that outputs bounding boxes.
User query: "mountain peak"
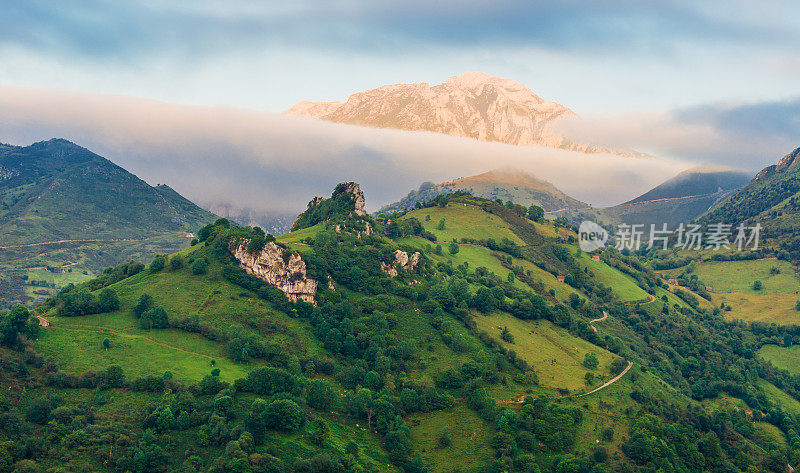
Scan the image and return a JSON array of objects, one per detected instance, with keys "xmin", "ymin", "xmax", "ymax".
[{"xmin": 284, "ymin": 73, "xmax": 642, "ymax": 157}]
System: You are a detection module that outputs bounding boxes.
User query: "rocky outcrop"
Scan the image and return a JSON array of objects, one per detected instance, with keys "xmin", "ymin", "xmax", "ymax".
[
  {"xmin": 335, "ymin": 182, "xmax": 366, "ymax": 216},
  {"xmin": 382, "ymin": 249, "xmax": 421, "ymax": 277},
  {"xmin": 231, "ymin": 240, "xmax": 317, "ymax": 304}
]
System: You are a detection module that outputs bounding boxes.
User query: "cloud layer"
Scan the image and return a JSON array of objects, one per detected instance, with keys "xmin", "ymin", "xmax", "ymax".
[
  {"xmin": 0, "ymin": 85, "xmax": 690, "ymax": 230},
  {"xmin": 558, "ymin": 97, "xmax": 800, "ymax": 168}
]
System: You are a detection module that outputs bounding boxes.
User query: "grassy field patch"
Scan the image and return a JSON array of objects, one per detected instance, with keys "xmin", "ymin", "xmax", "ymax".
[
  {"xmin": 692, "ymin": 259, "xmax": 800, "ymax": 295},
  {"xmin": 758, "ymin": 344, "xmax": 800, "ymax": 375},
  {"xmin": 474, "ymin": 312, "xmax": 617, "ymax": 392},
  {"xmin": 408, "ymin": 405, "xmax": 493, "ymax": 473},
  {"xmin": 575, "ymin": 252, "xmax": 650, "ymax": 302},
  {"xmin": 403, "ymin": 204, "xmax": 525, "ymax": 245}
]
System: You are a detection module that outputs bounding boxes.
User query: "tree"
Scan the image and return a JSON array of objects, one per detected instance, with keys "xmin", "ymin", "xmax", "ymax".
[
  {"xmin": 795, "ymin": 299, "xmax": 800, "ymax": 311},
  {"xmin": 752, "ymin": 280, "xmax": 763, "ymax": 291},
  {"xmin": 103, "ymin": 338, "xmax": 111, "ymax": 350},
  {"xmin": 169, "ymin": 255, "xmax": 184, "ymax": 271},
  {"xmin": 150, "ymin": 255, "xmax": 167, "ymax": 272},
  {"xmin": 191, "ymin": 258, "xmax": 209, "ymax": 275},
  {"xmin": 310, "ymin": 419, "xmax": 330, "ymax": 446},
  {"xmin": 263, "ymin": 399, "xmax": 305, "ymax": 432},
  {"xmin": 583, "ymin": 352, "xmax": 599, "ymax": 370},
  {"xmin": 436, "ymin": 218, "xmax": 446, "ymax": 230},
  {"xmin": 1, "ymin": 305, "xmax": 34, "ymax": 346},
  {"xmin": 473, "ymin": 287, "xmax": 498, "ymax": 313},
  {"xmin": 434, "ymin": 244, "xmax": 443, "ymax": 255},
  {"xmin": 437, "ymin": 429, "xmax": 452, "ymax": 448},
  {"xmin": 95, "ymin": 288, "xmax": 120, "ymax": 313},
  {"xmin": 449, "ymin": 242, "xmax": 459, "ymax": 255},
  {"xmin": 501, "ymin": 327, "xmax": 515, "ymax": 343},
  {"xmin": 527, "ymin": 205, "xmax": 544, "ymax": 222},
  {"xmin": 140, "ymin": 306, "xmax": 169, "ymax": 329},
  {"xmin": 610, "ymin": 358, "xmax": 627, "ymax": 375},
  {"xmin": 133, "ymin": 294, "xmax": 154, "ymax": 318}
]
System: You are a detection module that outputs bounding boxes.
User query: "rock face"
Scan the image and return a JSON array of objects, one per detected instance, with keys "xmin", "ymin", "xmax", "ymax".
[
  {"xmin": 336, "ymin": 182, "xmax": 366, "ymax": 216},
  {"xmin": 285, "ymin": 72, "xmax": 645, "ymax": 158},
  {"xmin": 231, "ymin": 240, "xmax": 317, "ymax": 304},
  {"xmin": 382, "ymin": 249, "xmax": 421, "ymax": 277}
]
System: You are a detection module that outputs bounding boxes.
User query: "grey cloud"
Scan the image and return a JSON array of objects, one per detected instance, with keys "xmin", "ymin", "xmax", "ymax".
[{"xmin": 2, "ymin": 0, "xmax": 798, "ymax": 63}]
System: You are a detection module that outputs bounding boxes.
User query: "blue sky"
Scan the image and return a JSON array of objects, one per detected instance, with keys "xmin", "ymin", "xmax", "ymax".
[{"xmin": 1, "ymin": 0, "xmax": 799, "ymax": 113}]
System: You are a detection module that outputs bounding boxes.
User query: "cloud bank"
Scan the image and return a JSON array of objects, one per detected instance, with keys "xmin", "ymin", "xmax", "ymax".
[
  {"xmin": 558, "ymin": 97, "xmax": 800, "ymax": 169},
  {"xmin": 0, "ymin": 85, "xmax": 690, "ymax": 231}
]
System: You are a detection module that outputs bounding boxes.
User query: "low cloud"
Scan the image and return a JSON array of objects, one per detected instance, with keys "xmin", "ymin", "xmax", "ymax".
[
  {"xmin": 0, "ymin": 84, "xmax": 691, "ymax": 230},
  {"xmin": 558, "ymin": 98, "xmax": 800, "ymax": 170}
]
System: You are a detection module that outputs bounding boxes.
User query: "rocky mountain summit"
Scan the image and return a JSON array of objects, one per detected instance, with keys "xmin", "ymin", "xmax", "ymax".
[
  {"xmin": 291, "ymin": 181, "xmax": 368, "ymax": 231},
  {"xmin": 286, "ymin": 72, "xmax": 644, "ymax": 157}
]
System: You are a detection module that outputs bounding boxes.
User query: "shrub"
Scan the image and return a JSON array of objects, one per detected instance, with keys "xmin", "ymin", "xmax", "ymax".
[
  {"xmin": 583, "ymin": 352, "xmax": 599, "ymax": 370},
  {"xmin": 140, "ymin": 307, "xmax": 169, "ymax": 329},
  {"xmin": 150, "ymin": 255, "xmax": 167, "ymax": 272},
  {"xmin": 169, "ymin": 255, "xmax": 184, "ymax": 271},
  {"xmin": 133, "ymin": 294, "xmax": 154, "ymax": 318},
  {"xmin": 448, "ymin": 242, "xmax": 459, "ymax": 255},
  {"xmin": 191, "ymin": 258, "xmax": 209, "ymax": 275},
  {"xmin": 94, "ymin": 288, "xmax": 120, "ymax": 313}
]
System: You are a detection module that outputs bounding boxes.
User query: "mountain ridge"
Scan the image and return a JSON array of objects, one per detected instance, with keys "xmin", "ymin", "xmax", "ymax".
[
  {"xmin": 0, "ymin": 138, "xmax": 218, "ymax": 306},
  {"xmin": 378, "ymin": 168, "xmax": 588, "ymax": 214}
]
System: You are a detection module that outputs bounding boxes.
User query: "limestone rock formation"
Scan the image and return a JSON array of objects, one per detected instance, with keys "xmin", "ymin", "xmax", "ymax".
[
  {"xmin": 382, "ymin": 249, "xmax": 421, "ymax": 277},
  {"xmin": 231, "ymin": 240, "xmax": 317, "ymax": 304},
  {"xmin": 337, "ymin": 182, "xmax": 366, "ymax": 216}
]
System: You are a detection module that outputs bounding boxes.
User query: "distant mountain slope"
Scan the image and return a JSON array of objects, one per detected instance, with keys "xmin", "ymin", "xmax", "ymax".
[
  {"xmin": 0, "ymin": 139, "xmax": 215, "ymax": 244},
  {"xmin": 378, "ymin": 169, "xmax": 588, "ymax": 214},
  {"xmin": 700, "ymin": 147, "xmax": 800, "ymax": 254},
  {"xmin": 562, "ymin": 168, "xmax": 751, "ymax": 228},
  {"xmin": 624, "ymin": 168, "xmax": 751, "ymax": 204},
  {"xmin": 0, "ymin": 139, "xmax": 217, "ymax": 306},
  {"xmin": 286, "ymin": 72, "xmax": 645, "ymax": 157}
]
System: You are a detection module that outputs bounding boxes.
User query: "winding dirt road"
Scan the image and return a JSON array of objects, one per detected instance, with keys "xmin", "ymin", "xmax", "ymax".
[
  {"xmin": 589, "ymin": 311, "xmax": 608, "ymax": 333},
  {"xmin": 581, "ymin": 361, "xmax": 634, "ymax": 396}
]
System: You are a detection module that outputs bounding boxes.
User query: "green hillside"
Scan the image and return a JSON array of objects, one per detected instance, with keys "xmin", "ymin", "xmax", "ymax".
[
  {"xmin": 699, "ymin": 147, "xmax": 800, "ymax": 258},
  {"xmin": 2, "ymin": 187, "xmax": 800, "ymax": 472},
  {"xmin": 0, "ymin": 139, "xmax": 217, "ymax": 307}
]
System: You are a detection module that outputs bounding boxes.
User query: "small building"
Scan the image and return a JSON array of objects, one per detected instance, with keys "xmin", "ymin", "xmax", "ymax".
[
  {"xmin": 36, "ymin": 316, "xmax": 50, "ymax": 327},
  {"xmin": 591, "ymin": 255, "xmax": 601, "ymax": 262},
  {"xmin": 705, "ymin": 286, "xmax": 713, "ymax": 292},
  {"xmin": 556, "ymin": 275, "xmax": 566, "ymax": 282},
  {"xmin": 667, "ymin": 278, "xmax": 678, "ymax": 285}
]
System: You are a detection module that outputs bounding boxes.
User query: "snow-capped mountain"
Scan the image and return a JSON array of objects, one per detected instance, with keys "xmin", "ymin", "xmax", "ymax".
[{"xmin": 285, "ymin": 72, "xmax": 644, "ymax": 157}]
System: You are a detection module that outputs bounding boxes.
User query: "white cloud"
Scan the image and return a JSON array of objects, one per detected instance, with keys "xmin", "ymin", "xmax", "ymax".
[{"xmin": 0, "ymin": 84, "xmax": 690, "ymax": 226}]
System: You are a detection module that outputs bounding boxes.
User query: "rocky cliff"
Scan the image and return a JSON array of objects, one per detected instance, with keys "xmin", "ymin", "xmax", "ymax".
[{"xmin": 231, "ymin": 240, "xmax": 317, "ymax": 304}]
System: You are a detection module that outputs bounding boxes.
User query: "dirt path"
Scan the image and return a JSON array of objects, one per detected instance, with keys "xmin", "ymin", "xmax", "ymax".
[
  {"xmin": 581, "ymin": 361, "xmax": 633, "ymax": 396},
  {"xmin": 0, "ymin": 237, "xmax": 150, "ymax": 249},
  {"xmin": 589, "ymin": 311, "xmax": 608, "ymax": 333}
]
